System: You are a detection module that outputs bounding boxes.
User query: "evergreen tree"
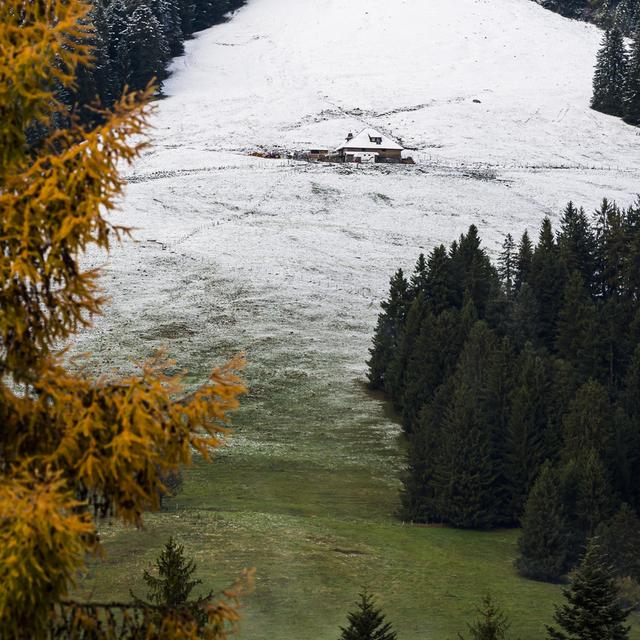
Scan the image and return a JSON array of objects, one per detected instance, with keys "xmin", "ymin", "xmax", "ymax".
[
  {"xmin": 459, "ymin": 595, "xmax": 512, "ymax": 640},
  {"xmin": 557, "ymin": 202, "xmax": 597, "ymax": 290},
  {"xmin": 401, "ymin": 309, "xmax": 462, "ymax": 433},
  {"xmin": 384, "ymin": 293, "xmax": 427, "ymax": 406},
  {"xmin": 516, "ymin": 463, "xmax": 572, "ymax": 582},
  {"xmin": 562, "ymin": 380, "xmax": 614, "ymax": 460},
  {"xmin": 339, "ymin": 589, "xmax": 397, "ymax": 640},
  {"xmin": 508, "ymin": 283, "xmax": 539, "ymax": 349},
  {"xmin": 514, "ymin": 230, "xmax": 533, "ymax": 292},
  {"xmin": 595, "ymin": 504, "xmax": 640, "ymax": 582},
  {"xmin": 141, "ymin": 537, "xmax": 203, "ymax": 607},
  {"xmin": 547, "ymin": 539, "xmax": 630, "ymax": 640},
  {"xmin": 409, "ymin": 253, "xmax": 428, "ymax": 297},
  {"xmin": 424, "ymin": 244, "xmax": 456, "ymax": 313},
  {"xmin": 367, "ymin": 269, "xmax": 410, "ymax": 389},
  {"xmin": 555, "ymin": 271, "xmax": 599, "ymax": 378},
  {"xmin": 118, "ymin": 4, "xmax": 170, "ymax": 91},
  {"xmin": 498, "ymin": 233, "xmax": 516, "ymax": 299},
  {"xmin": 624, "ymin": 29, "xmax": 640, "ymax": 125},
  {"xmin": 592, "ymin": 27, "xmax": 629, "ymax": 117},
  {"xmin": 530, "ymin": 218, "xmax": 564, "ymax": 349},
  {"xmin": 504, "ymin": 344, "xmax": 552, "ymax": 518},
  {"xmin": 432, "ymin": 322, "xmax": 511, "ymax": 528}
]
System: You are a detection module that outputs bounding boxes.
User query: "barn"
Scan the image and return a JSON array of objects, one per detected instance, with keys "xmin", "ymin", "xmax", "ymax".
[{"xmin": 334, "ymin": 128, "xmax": 404, "ymax": 162}]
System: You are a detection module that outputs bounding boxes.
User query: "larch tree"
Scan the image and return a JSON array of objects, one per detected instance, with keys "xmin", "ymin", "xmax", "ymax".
[{"xmin": 0, "ymin": 1, "xmax": 248, "ymax": 638}]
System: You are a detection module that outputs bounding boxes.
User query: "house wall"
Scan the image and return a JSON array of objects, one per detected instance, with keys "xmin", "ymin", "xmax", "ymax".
[{"xmin": 341, "ymin": 148, "xmax": 402, "ymax": 159}]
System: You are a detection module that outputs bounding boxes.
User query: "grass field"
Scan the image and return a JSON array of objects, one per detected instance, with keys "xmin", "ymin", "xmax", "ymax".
[{"xmin": 76, "ymin": 325, "xmax": 640, "ymax": 639}]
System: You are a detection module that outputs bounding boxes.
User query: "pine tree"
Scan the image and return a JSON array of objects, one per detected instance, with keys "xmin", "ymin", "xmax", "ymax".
[
  {"xmin": 516, "ymin": 463, "xmax": 572, "ymax": 582},
  {"xmin": 592, "ymin": 27, "xmax": 629, "ymax": 117},
  {"xmin": 624, "ymin": 29, "xmax": 640, "ymax": 125},
  {"xmin": 547, "ymin": 539, "xmax": 630, "ymax": 640},
  {"xmin": 459, "ymin": 595, "xmax": 512, "ymax": 640},
  {"xmin": 339, "ymin": 589, "xmax": 397, "ymax": 640}
]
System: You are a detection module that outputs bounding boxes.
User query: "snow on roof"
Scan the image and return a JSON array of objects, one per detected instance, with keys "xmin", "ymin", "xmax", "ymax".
[{"xmin": 335, "ymin": 128, "xmax": 404, "ymax": 152}]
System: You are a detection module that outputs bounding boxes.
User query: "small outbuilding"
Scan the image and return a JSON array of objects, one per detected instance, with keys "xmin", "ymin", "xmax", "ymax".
[{"xmin": 334, "ymin": 127, "xmax": 404, "ymax": 163}]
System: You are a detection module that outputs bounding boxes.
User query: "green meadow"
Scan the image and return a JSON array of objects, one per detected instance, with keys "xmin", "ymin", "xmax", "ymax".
[{"xmin": 75, "ymin": 331, "xmax": 640, "ymax": 639}]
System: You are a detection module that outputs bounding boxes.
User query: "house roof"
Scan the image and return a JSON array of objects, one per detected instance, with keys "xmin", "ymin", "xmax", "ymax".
[{"xmin": 335, "ymin": 128, "xmax": 404, "ymax": 152}]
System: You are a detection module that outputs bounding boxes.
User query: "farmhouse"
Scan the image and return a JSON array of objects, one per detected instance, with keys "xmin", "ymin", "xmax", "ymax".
[{"xmin": 334, "ymin": 128, "xmax": 404, "ymax": 162}]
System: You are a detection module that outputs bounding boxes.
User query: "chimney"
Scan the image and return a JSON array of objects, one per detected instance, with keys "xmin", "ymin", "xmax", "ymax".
[{"xmin": 346, "ymin": 132, "xmax": 353, "ymax": 141}]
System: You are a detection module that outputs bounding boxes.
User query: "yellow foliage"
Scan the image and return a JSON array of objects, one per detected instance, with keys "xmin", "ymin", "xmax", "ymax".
[{"xmin": 0, "ymin": 0, "xmax": 247, "ymax": 637}]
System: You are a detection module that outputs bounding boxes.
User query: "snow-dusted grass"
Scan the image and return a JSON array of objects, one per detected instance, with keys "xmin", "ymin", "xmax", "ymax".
[{"xmin": 74, "ymin": 0, "xmax": 640, "ymax": 637}]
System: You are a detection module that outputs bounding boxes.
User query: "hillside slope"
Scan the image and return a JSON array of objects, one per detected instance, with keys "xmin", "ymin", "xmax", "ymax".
[{"xmin": 77, "ymin": 0, "xmax": 640, "ymax": 638}]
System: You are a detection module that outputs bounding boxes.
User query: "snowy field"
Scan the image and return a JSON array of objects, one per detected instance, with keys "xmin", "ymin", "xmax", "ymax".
[
  {"xmin": 77, "ymin": 0, "xmax": 640, "ymax": 636},
  {"xmin": 82, "ymin": 0, "xmax": 640, "ymax": 375}
]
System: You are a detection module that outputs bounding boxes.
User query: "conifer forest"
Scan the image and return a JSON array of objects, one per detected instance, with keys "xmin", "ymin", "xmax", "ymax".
[{"xmin": 2, "ymin": 0, "xmax": 640, "ymax": 639}]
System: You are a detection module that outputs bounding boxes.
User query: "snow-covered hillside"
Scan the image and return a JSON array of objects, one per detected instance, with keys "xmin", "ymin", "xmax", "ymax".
[
  {"xmin": 79, "ymin": 3, "xmax": 640, "ymax": 634},
  {"xmin": 86, "ymin": 0, "xmax": 640, "ymax": 374}
]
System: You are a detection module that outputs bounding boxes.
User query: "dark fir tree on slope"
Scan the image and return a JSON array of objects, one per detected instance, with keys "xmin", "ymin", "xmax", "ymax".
[
  {"xmin": 459, "ymin": 595, "xmax": 513, "ymax": 640},
  {"xmin": 592, "ymin": 27, "xmax": 628, "ymax": 117},
  {"xmin": 339, "ymin": 590, "xmax": 397, "ymax": 640},
  {"xmin": 370, "ymin": 197, "xmax": 640, "ymax": 581},
  {"xmin": 547, "ymin": 540, "xmax": 630, "ymax": 640},
  {"xmin": 624, "ymin": 29, "xmax": 640, "ymax": 124},
  {"xmin": 132, "ymin": 537, "xmax": 211, "ymax": 626}
]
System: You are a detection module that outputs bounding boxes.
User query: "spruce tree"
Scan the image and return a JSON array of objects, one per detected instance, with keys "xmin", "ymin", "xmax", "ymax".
[
  {"xmin": 514, "ymin": 230, "xmax": 533, "ymax": 292},
  {"xmin": 596, "ymin": 503, "xmax": 640, "ymax": 581},
  {"xmin": 424, "ymin": 244, "xmax": 456, "ymax": 314},
  {"xmin": 459, "ymin": 595, "xmax": 512, "ymax": 640},
  {"xmin": 141, "ymin": 537, "xmax": 202, "ymax": 607},
  {"xmin": 530, "ymin": 218, "xmax": 564, "ymax": 349},
  {"xmin": 557, "ymin": 202, "xmax": 597, "ymax": 290},
  {"xmin": 384, "ymin": 293, "xmax": 427, "ymax": 406},
  {"xmin": 547, "ymin": 539, "xmax": 630, "ymax": 640},
  {"xmin": 592, "ymin": 26, "xmax": 629, "ymax": 117},
  {"xmin": 498, "ymin": 233, "xmax": 516, "ymax": 299},
  {"xmin": 367, "ymin": 269, "xmax": 410, "ymax": 389},
  {"xmin": 409, "ymin": 253, "xmax": 428, "ymax": 297},
  {"xmin": 118, "ymin": 4, "xmax": 170, "ymax": 91},
  {"xmin": 516, "ymin": 463, "xmax": 572, "ymax": 582},
  {"xmin": 624, "ymin": 29, "xmax": 640, "ymax": 125},
  {"xmin": 339, "ymin": 589, "xmax": 397, "ymax": 640},
  {"xmin": 555, "ymin": 271, "xmax": 599, "ymax": 378},
  {"xmin": 504, "ymin": 344, "xmax": 552, "ymax": 518}
]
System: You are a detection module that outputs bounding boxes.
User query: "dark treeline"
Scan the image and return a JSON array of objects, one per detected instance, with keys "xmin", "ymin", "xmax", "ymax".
[
  {"xmin": 64, "ymin": 0, "xmax": 245, "ymax": 124},
  {"xmin": 591, "ymin": 26, "xmax": 640, "ymax": 125},
  {"xmin": 537, "ymin": 0, "xmax": 640, "ymax": 36},
  {"xmin": 368, "ymin": 199, "xmax": 640, "ymax": 583}
]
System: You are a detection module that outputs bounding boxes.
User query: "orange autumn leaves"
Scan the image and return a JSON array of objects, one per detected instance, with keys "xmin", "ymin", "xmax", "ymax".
[{"xmin": 0, "ymin": 1, "xmax": 246, "ymax": 637}]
